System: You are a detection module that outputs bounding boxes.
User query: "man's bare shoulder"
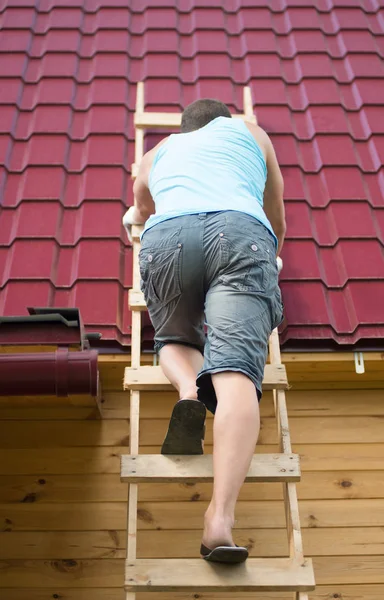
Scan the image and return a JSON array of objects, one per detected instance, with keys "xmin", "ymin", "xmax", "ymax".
[
  {"xmin": 146, "ymin": 136, "xmax": 170, "ymax": 161},
  {"xmin": 244, "ymin": 122, "xmax": 271, "ymax": 160},
  {"xmin": 138, "ymin": 136, "xmax": 170, "ymax": 180}
]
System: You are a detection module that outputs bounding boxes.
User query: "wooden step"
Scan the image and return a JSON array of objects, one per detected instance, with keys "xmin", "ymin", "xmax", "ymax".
[
  {"xmin": 121, "ymin": 453, "xmax": 300, "ymax": 483},
  {"xmin": 125, "ymin": 558, "xmax": 315, "ymax": 592},
  {"xmin": 129, "ymin": 289, "xmax": 146, "ymax": 311},
  {"xmin": 134, "ymin": 112, "xmax": 255, "ymax": 130},
  {"xmin": 131, "ymin": 224, "xmax": 143, "ymax": 242},
  {"xmin": 124, "ymin": 364, "xmax": 288, "ymax": 391}
]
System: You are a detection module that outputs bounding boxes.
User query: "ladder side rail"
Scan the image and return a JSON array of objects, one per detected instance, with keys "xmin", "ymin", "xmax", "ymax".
[
  {"xmin": 126, "ymin": 81, "xmax": 146, "ymax": 600},
  {"xmin": 243, "ymin": 86, "xmax": 257, "ymax": 125},
  {"xmin": 126, "ymin": 245, "xmax": 142, "ymax": 593},
  {"xmin": 269, "ymin": 329, "xmax": 306, "ymax": 568},
  {"xmin": 269, "ymin": 330, "xmax": 292, "ymax": 454},
  {"xmin": 134, "ymin": 82, "xmax": 145, "ymax": 165}
]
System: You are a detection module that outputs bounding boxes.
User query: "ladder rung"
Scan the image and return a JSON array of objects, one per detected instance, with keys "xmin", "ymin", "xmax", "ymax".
[
  {"xmin": 125, "ymin": 558, "xmax": 315, "ymax": 592},
  {"xmin": 131, "ymin": 163, "xmax": 139, "ymax": 179},
  {"xmin": 129, "ymin": 289, "xmax": 146, "ymax": 310},
  {"xmin": 134, "ymin": 112, "xmax": 257, "ymax": 129},
  {"xmin": 124, "ymin": 365, "xmax": 288, "ymax": 391},
  {"xmin": 121, "ymin": 453, "xmax": 300, "ymax": 483},
  {"xmin": 135, "ymin": 111, "xmax": 181, "ymax": 128},
  {"xmin": 131, "ymin": 224, "xmax": 143, "ymax": 241}
]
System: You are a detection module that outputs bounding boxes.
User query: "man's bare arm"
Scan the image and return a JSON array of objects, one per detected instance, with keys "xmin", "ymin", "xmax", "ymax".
[
  {"xmin": 132, "ymin": 151, "xmax": 155, "ymax": 223},
  {"xmin": 263, "ymin": 133, "xmax": 286, "ymax": 256},
  {"xmin": 132, "ymin": 138, "xmax": 169, "ymax": 223},
  {"xmin": 246, "ymin": 124, "xmax": 286, "ymax": 256}
]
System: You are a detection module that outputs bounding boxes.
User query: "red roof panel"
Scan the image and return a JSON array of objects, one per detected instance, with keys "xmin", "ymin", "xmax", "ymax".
[{"xmin": 0, "ymin": 0, "xmax": 383, "ymax": 348}]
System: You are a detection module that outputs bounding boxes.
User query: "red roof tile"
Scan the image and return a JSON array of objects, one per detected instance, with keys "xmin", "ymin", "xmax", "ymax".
[{"xmin": 0, "ymin": 0, "xmax": 384, "ymax": 349}]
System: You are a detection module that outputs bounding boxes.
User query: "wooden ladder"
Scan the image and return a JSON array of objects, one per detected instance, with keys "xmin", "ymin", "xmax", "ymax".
[{"xmin": 120, "ymin": 82, "xmax": 315, "ymax": 599}]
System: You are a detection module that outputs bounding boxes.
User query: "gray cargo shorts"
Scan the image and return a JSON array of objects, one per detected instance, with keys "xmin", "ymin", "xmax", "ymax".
[{"xmin": 139, "ymin": 211, "xmax": 284, "ymax": 414}]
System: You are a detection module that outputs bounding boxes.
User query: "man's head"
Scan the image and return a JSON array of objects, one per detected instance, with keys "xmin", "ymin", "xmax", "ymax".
[{"xmin": 180, "ymin": 99, "xmax": 231, "ymax": 133}]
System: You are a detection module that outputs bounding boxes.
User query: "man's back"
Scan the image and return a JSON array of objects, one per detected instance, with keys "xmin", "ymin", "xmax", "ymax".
[
  {"xmin": 132, "ymin": 115, "xmax": 285, "ymax": 255},
  {"xmin": 143, "ymin": 117, "xmax": 278, "ymax": 248}
]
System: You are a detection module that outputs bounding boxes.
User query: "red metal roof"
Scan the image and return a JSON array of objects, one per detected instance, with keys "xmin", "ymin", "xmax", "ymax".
[{"xmin": 0, "ymin": 0, "xmax": 383, "ymax": 349}]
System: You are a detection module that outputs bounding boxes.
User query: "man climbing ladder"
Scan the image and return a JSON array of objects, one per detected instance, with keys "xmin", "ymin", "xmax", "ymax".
[{"xmin": 123, "ymin": 98, "xmax": 286, "ymax": 565}]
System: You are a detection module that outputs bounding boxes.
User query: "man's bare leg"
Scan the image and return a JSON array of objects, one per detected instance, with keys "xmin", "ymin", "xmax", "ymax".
[
  {"xmin": 159, "ymin": 345, "xmax": 260, "ymax": 546},
  {"xmin": 202, "ymin": 372, "xmax": 260, "ymax": 549},
  {"xmin": 159, "ymin": 343, "xmax": 203, "ymax": 400}
]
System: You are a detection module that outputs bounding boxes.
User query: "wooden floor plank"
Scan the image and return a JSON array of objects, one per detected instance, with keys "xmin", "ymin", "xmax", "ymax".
[
  {"xmin": 103, "ymin": 364, "xmax": 384, "ymax": 392},
  {"xmin": 1, "ymin": 444, "xmax": 384, "ymax": 475},
  {"xmin": 2, "ymin": 585, "xmax": 384, "ymax": 600},
  {"xmin": 4, "ymin": 388, "xmax": 381, "ymax": 420},
  {"xmin": 1, "ymin": 416, "xmax": 383, "ymax": 448},
  {"xmin": 0, "ymin": 557, "xmax": 383, "ymax": 588},
  {"xmin": 2, "ymin": 527, "xmax": 384, "ymax": 560},
  {"xmin": 97, "ymin": 352, "xmax": 384, "ymax": 392},
  {"xmin": 2, "ymin": 469, "xmax": 384, "ymax": 503},
  {"xmin": 133, "ymin": 498, "xmax": 384, "ymax": 530},
  {"xmin": 2, "ymin": 499, "xmax": 384, "ymax": 531}
]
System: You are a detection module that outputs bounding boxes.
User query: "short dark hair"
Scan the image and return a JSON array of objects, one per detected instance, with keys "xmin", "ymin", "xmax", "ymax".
[{"xmin": 181, "ymin": 99, "xmax": 231, "ymax": 133}]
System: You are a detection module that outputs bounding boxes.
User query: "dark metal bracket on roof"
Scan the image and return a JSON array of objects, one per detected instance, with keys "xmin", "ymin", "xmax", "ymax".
[
  {"xmin": 0, "ymin": 307, "xmax": 102, "ymax": 403},
  {"xmin": 0, "ymin": 307, "xmax": 101, "ymax": 349}
]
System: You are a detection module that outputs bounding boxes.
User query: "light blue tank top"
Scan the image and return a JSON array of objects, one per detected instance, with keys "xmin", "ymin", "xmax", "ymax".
[{"xmin": 143, "ymin": 116, "xmax": 277, "ymax": 247}]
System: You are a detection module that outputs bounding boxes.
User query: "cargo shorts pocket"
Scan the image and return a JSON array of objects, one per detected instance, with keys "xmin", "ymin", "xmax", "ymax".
[
  {"xmin": 139, "ymin": 231, "xmax": 183, "ymax": 305},
  {"xmin": 219, "ymin": 227, "xmax": 277, "ymax": 293},
  {"xmin": 272, "ymin": 287, "xmax": 285, "ymax": 329}
]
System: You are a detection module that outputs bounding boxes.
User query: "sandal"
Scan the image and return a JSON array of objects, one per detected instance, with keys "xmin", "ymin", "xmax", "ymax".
[
  {"xmin": 161, "ymin": 399, "xmax": 206, "ymax": 455},
  {"xmin": 200, "ymin": 543, "xmax": 249, "ymax": 564}
]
